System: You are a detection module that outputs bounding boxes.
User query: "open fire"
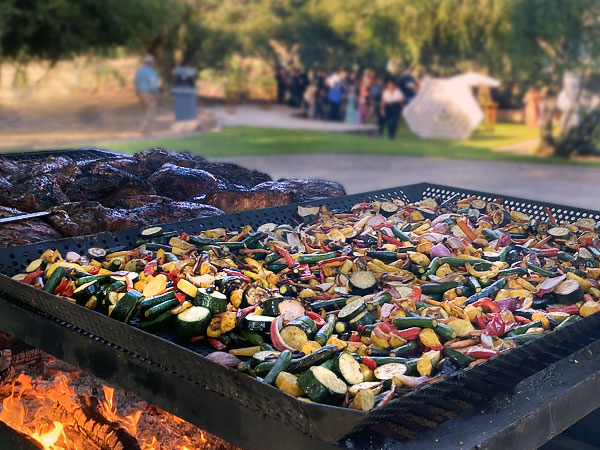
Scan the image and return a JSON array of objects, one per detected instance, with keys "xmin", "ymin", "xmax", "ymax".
[{"xmin": 0, "ymin": 347, "xmax": 238, "ymax": 450}]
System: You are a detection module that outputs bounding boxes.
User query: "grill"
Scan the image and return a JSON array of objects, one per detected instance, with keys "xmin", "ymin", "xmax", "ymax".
[
  {"xmin": 1, "ymin": 147, "xmax": 121, "ymax": 162},
  {"xmin": 0, "ymin": 182, "xmax": 599, "ymax": 450}
]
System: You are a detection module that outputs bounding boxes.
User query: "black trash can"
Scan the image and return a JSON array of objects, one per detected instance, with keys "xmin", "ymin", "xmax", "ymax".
[{"xmin": 172, "ymin": 67, "xmax": 198, "ymax": 121}]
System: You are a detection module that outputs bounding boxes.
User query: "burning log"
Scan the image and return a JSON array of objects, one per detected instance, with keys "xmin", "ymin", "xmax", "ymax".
[{"xmin": 0, "ymin": 334, "xmax": 240, "ymax": 450}]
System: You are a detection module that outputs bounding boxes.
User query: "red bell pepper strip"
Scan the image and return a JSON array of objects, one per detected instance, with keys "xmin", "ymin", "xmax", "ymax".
[
  {"xmin": 273, "ymin": 246, "xmax": 295, "ymax": 268},
  {"xmin": 180, "ymin": 231, "xmax": 189, "ymax": 241},
  {"xmin": 316, "ymin": 256, "xmax": 351, "ymax": 266},
  {"xmin": 190, "ymin": 336, "xmax": 206, "ymax": 343},
  {"xmin": 319, "ymin": 267, "xmax": 326, "ymax": 283},
  {"xmin": 409, "ymin": 286, "xmax": 422, "ymax": 303},
  {"xmin": 348, "ymin": 333, "xmax": 361, "ymax": 342},
  {"xmin": 166, "ymin": 269, "xmax": 179, "ymax": 284},
  {"xmin": 372, "ymin": 223, "xmax": 392, "ymax": 230},
  {"xmin": 391, "ymin": 327, "xmax": 422, "ymax": 341},
  {"xmin": 377, "ymin": 321, "xmax": 393, "ymax": 334},
  {"xmin": 23, "ymin": 269, "xmax": 44, "ymax": 285},
  {"xmin": 305, "ymin": 311, "xmax": 326, "ymax": 328},
  {"xmin": 514, "ymin": 315, "xmax": 531, "ymax": 324},
  {"xmin": 464, "ymin": 346, "xmax": 500, "ymax": 359},
  {"xmin": 222, "ymin": 268, "xmax": 251, "ymax": 282},
  {"xmin": 361, "ymin": 356, "xmax": 377, "ymax": 370},
  {"xmin": 52, "ymin": 278, "xmax": 69, "ymax": 295},
  {"xmin": 320, "ymin": 242, "xmax": 331, "ymax": 253},
  {"xmin": 88, "ymin": 267, "xmax": 100, "ymax": 275},
  {"xmin": 546, "ymin": 304, "xmax": 580, "ymax": 315},
  {"xmin": 475, "ymin": 315, "xmax": 488, "ymax": 330},
  {"xmin": 472, "ymin": 297, "xmax": 500, "ymax": 313},
  {"xmin": 61, "ymin": 284, "xmax": 74, "ymax": 298},
  {"xmin": 207, "ymin": 338, "xmax": 227, "ymax": 350},
  {"xmin": 174, "ymin": 292, "xmax": 187, "ymax": 304},
  {"xmin": 535, "ymin": 248, "xmax": 560, "ymax": 257},
  {"xmin": 485, "ymin": 313, "xmax": 506, "ymax": 337},
  {"xmin": 381, "ymin": 234, "xmax": 404, "ymax": 246}
]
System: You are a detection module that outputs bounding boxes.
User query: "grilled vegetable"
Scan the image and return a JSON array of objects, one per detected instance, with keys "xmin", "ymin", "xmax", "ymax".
[
  {"xmin": 298, "ymin": 366, "xmax": 347, "ymax": 404},
  {"xmin": 349, "ymin": 271, "xmax": 378, "ymax": 295},
  {"xmin": 110, "ymin": 290, "xmax": 143, "ymax": 323},
  {"xmin": 176, "ymin": 306, "xmax": 211, "ymax": 339},
  {"xmin": 195, "ymin": 288, "xmax": 228, "ymax": 313},
  {"xmin": 554, "ymin": 279, "xmax": 584, "ymax": 304}
]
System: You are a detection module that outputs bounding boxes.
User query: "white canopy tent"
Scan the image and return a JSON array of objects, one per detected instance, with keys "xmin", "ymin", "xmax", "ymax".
[{"xmin": 404, "ymin": 72, "xmax": 501, "ymax": 140}]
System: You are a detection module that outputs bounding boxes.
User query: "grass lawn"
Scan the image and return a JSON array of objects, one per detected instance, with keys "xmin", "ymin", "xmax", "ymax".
[{"xmin": 101, "ymin": 123, "xmax": 592, "ymax": 166}]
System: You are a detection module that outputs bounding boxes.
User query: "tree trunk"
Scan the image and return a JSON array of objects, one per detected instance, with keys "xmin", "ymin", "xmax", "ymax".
[{"xmin": 537, "ymin": 94, "xmax": 558, "ymax": 156}]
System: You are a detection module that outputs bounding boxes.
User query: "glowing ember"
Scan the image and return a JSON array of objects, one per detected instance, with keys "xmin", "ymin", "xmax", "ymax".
[{"xmin": 0, "ymin": 371, "xmax": 236, "ymax": 450}]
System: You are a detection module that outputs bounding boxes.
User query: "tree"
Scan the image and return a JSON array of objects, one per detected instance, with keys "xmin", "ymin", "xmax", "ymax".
[{"xmin": 505, "ymin": 0, "xmax": 600, "ymax": 156}]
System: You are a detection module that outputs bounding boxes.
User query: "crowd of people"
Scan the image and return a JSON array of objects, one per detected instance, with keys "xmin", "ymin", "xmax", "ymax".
[{"xmin": 275, "ymin": 67, "xmax": 418, "ymax": 139}]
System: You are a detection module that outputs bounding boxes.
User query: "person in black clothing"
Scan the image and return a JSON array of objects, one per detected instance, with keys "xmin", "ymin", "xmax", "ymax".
[
  {"xmin": 371, "ymin": 78, "xmax": 385, "ymax": 135},
  {"xmin": 398, "ymin": 69, "xmax": 418, "ymax": 103},
  {"xmin": 380, "ymin": 79, "xmax": 405, "ymax": 139},
  {"xmin": 275, "ymin": 66, "xmax": 288, "ymax": 104}
]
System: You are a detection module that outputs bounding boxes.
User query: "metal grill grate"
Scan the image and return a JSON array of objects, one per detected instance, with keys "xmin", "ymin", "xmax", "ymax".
[{"xmin": 0, "ymin": 182, "xmax": 599, "ymax": 444}]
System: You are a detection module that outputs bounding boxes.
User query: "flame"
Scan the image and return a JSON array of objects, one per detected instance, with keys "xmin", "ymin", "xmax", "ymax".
[{"xmin": 0, "ymin": 372, "xmax": 217, "ymax": 450}]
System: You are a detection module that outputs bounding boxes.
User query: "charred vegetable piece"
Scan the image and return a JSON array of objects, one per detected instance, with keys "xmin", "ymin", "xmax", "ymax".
[
  {"xmin": 110, "ymin": 289, "xmax": 143, "ymax": 323},
  {"xmin": 349, "ymin": 271, "xmax": 378, "ymax": 295},
  {"xmin": 297, "ymin": 366, "xmax": 347, "ymax": 404},
  {"xmin": 176, "ymin": 306, "xmax": 211, "ymax": 339}
]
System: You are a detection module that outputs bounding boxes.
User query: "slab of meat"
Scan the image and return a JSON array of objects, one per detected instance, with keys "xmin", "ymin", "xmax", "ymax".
[
  {"xmin": 134, "ymin": 149, "xmax": 200, "ymax": 176},
  {"xmin": 129, "ymin": 201, "xmax": 224, "ymax": 224},
  {"xmin": 0, "ymin": 175, "xmax": 70, "ymax": 212},
  {"xmin": 102, "ymin": 195, "xmax": 170, "ymax": 209},
  {"xmin": 48, "ymin": 202, "xmax": 142, "ymax": 236},
  {"xmin": 148, "ymin": 163, "xmax": 221, "ymax": 200},
  {"xmin": 251, "ymin": 179, "xmax": 346, "ymax": 201},
  {"xmin": 203, "ymin": 190, "xmax": 295, "ymax": 213},
  {"xmin": 58, "ymin": 160, "xmax": 156, "ymax": 202},
  {"xmin": 200, "ymin": 162, "xmax": 272, "ymax": 189},
  {"xmin": 0, "ymin": 207, "xmax": 62, "ymax": 247}
]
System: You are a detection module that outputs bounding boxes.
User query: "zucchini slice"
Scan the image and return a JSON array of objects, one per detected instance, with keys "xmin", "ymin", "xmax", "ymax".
[
  {"xmin": 575, "ymin": 218, "xmax": 597, "ymax": 229},
  {"xmin": 297, "ymin": 366, "xmax": 347, "ymax": 404},
  {"xmin": 87, "ymin": 247, "xmax": 107, "ymax": 261},
  {"xmin": 25, "ymin": 258, "xmax": 45, "ymax": 273},
  {"xmin": 195, "ymin": 288, "xmax": 228, "ymax": 313},
  {"xmin": 420, "ymin": 306, "xmax": 449, "ymax": 320},
  {"xmin": 244, "ymin": 314, "xmax": 276, "ymax": 333},
  {"xmin": 554, "ymin": 279, "xmax": 584, "ymax": 304},
  {"xmin": 548, "ymin": 227, "xmax": 571, "ymax": 238},
  {"xmin": 280, "ymin": 316, "xmax": 317, "ymax": 350},
  {"xmin": 349, "ymin": 271, "xmax": 377, "ymax": 295},
  {"xmin": 72, "ymin": 280, "xmax": 99, "ymax": 305},
  {"xmin": 380, "ymin": 201, "xmax": 399, "ymax": 217},
  {"xmin": 244, "ymin": 286, "xmax": 272, "ymax": 306},
  {"xmin": 252, "ymin": 350, "xmax": 281, "ymax": 367},
  {"xmin": 348, "ymin": 310, "xmax": 376, "ymax": 330},
  {"xmin": 176, "ymin": 306, "xmax": 211, "ymax": 339},
  {"xmin": 374, "ymin": 363, "xmax": 408, "ymax": 380},
  {"xmin": 141, "ymin": 226, "xmax": 163, "ymax": 238},
  {"xmin": 110, "ymin": 289, "xmax": 143, "ymax": 323},
  {"xmin": 338, "ymin": 352, "xmax": 364, "ymax": 385},
  {"xmin": 492, "ymin": 209, "xmax": 511, "ymax": 227},
  {"xmin": 297, "ymin": 205, "xmax": 319, "ymax": 223},
  {"xmin": 348, "ymin": 382, "xmax": 383, "ymax": 396},
  {"xmin": 510, "ymin": 211, "xmax": 530, "ymax": 223},
  {"xmin": 470, "ymin": 199, "xmax": 487, "ymax": 211},
  {"xmin": 338, "ymin": 298, "xmax": 367, "ymax": 322}
]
